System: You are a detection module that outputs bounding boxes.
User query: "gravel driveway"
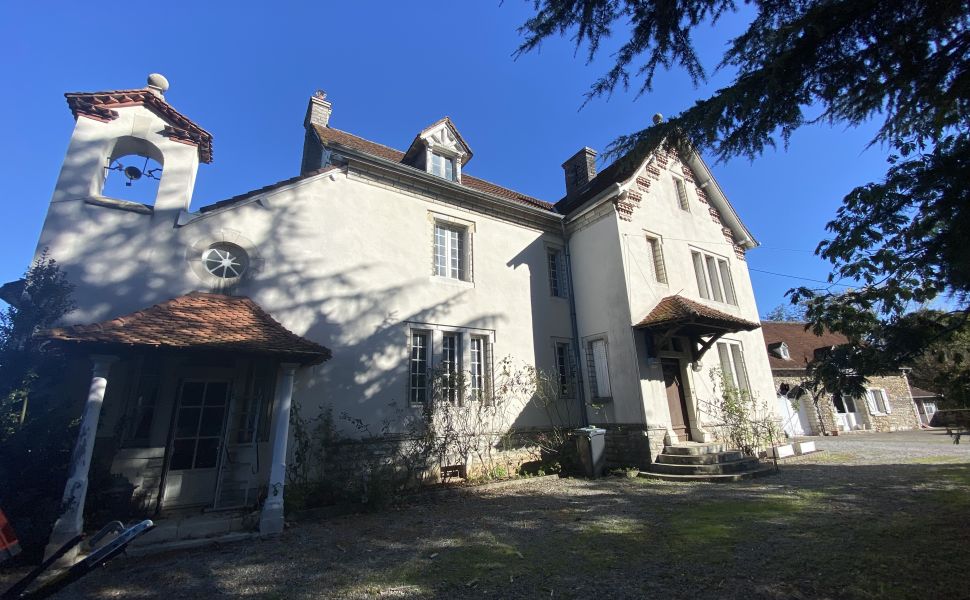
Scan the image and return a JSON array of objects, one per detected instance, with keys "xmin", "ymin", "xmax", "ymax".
[{"xmin": 10, "ymin": 429, "xmax": 970, "ymax": 599}]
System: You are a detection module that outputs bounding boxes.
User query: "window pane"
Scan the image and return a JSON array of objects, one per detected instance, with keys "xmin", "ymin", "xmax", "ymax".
[
  {"xmin": 170, "ymin": 439, "xmax": 195, "ymax": 470},
  {"xmin": 194, "ymin": 438, "xmax": 220, "ymax": 469},
  {"xmin": 548, "ymin": 251, "xmax": 562, "ymax": 296},
  {"xmin": 199, "ymin": 406, "xmax": 226, "ymax": 437},
  {"xmin": 445, "ymin": 157, "xmax": 454, "ymax": 180},
  {"xmin": 718, "ymin": 260, "xmax": 737, "ymax": 305},
  {"xmin": 717, "ymin": 343, "xmax": 735, "ymax": 389},
  {"xmin": 470, "ymin": 338, "xmax": 483, "ymax": 395},
  {"xmin": 675, "ymin": 178, "xmax": 690, "ymax": 211},
  {"xmin": 692, "ymin": 252, "xmax": 710, "ymax": 299},
  {"xmin": 442, "ymin": 334, "xmax": 460, "ymax": 402},
  {"xmin": 204, "ymin": 382, "xmax": 228, "ymax": 406},
  {"xmin": 706, "ymin": 256, "xmax": 724, "ymax": 302},
  {"xmin": 176, "ymin": 407, "xmax": 201, "ymax": 438},
  {"xmin": 729, "ymin": 345, "xmax": 750, "ymax": 394},
  {"xmin": 410, "ymin": 333, "xmax": 428, "ymax": 404},
  {"xmin": 647, "ymin": 237, "xmax": 667, "ymax": 284},
  {"xmin": 180, "ymin": 382, "xmax": 205, "ymax": 406}
]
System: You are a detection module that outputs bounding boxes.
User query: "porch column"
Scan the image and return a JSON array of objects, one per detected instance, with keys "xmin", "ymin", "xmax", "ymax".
[
  {"xmin": 44, "ymin": 355, "xmax": 117, "ymax": 562},
  {"xmin": 260, "ymin": 362, "xmax": 299, "ymax": 535}
]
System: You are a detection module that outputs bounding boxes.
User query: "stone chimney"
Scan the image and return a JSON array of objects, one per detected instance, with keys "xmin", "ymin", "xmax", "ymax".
[
  {"xmin": 304, "ymin": 90, "xmax": 332, "ymax": 129},
  {"xmin": 562, "ymin": 147, "xmax": 597, "ymax": 199},
  {"xmin": 301, "ymin": 90, "xmax": 332, "ymax": 174}
]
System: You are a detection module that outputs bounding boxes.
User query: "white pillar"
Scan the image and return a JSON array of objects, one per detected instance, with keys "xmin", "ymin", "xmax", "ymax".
[
  {"xmin": 44, "ymin": 355, "xmax": 117, "ymax": 562},
  {"xmin": 260, "ymin": 363, "xmax": 299, "ymax": 535}
]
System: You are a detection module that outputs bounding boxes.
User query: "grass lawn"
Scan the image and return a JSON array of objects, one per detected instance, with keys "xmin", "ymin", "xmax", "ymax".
[{"xmin": 8, "ymin": 432, "xmax": 970, "ymax": 599}]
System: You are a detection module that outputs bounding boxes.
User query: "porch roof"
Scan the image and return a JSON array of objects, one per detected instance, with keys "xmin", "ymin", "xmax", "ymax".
[
  {"xmin": 40, "ymin": 292, "xmax": 331, "ymax": 364},
  {"xmin": 634, "ymin": 295, "xmax": 760, "ymax": 336}
]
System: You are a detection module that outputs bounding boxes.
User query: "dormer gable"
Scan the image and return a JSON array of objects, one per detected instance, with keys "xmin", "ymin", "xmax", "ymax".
[{"xmin": 401, "ymin": 117, "xmax": 473, "ymax": 182}]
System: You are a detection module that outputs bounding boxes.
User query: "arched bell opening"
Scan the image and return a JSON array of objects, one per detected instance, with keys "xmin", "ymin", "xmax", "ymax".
[{"xmin": 101, "ymin": 136, "xmax": 165, "ymax": 206}]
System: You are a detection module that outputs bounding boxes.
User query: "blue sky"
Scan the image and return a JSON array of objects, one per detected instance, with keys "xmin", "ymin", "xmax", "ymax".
[{"xmin": 0, "ymin": 1, "xmax": 890, "ymax": 315}]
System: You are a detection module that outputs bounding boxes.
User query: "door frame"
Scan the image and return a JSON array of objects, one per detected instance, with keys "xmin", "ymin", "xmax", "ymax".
[{"xmin": 661, "ymin": 357, "xmax": 693, "ymax": 442}]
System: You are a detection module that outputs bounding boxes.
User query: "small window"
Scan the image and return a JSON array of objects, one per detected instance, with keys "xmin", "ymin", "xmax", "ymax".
[
  {"xmin": 716, "ymin": 341, "xmax": 751, "ymax": 395},
  {"xmin": 645, "ymin": 235, "xmax": 668, "ymax": 284},
  {"xmin": 586, "ymin": 338, "xmax": 612, "ymax": 399},
  {"xmin": 430, "ymin": 152, "xmax": 455, "ymax": 180},
  {"xmin": 692, "ymin": 250, "xmax": 736, "ymax": 305},
  {"xmin": 673, "ymin": 176, "xmax": 690, "ymax": 211},
  {"xmin": 555, "ymin": 341, "xmax": 577, "ymax": 398},
  {"xmin": 548, "ymin": 249, "xmax": 567, "ymax": 297},
  {"xmin": 203, "ymin": 243, "xmax": 249, "ymax": 279},
  {"xmin": 434, "ymin": 223, "xmax": 468, "ymax": 280},
  {"xmin": 409, "ymin": 332, "xmax": 430, "ymax": 405}
]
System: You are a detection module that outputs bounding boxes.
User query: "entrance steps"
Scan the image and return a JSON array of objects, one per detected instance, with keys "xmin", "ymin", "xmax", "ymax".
[{"xmin": 639, "ymin": 442, "xmax": 775, "ymax": 482}]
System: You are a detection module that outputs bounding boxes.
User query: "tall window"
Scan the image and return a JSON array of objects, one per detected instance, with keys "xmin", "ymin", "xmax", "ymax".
[
  {"xmin": 586, "ymin": 338, "xmax": 612, "ymax": 399},
  {"xmin": 673, "ymin": 176, "xmax": 690, "ymax": 211},
  {"xmin": 409, "ymin": 332, "xmax": 429, "ymax": 405},
  {"xmin": 555, "ymin": 341, "xmax": 577, "ymax": 398},
  {"xmin": 645, "ymin": 235, "xmax": 668, "ymax": 284},
  {"xmin": 548, "ymin": 249, "xmax": 567, "ymax": 297},
  {"xmin": 469, "ymin": 336, "xmax": 491, "ymax": 401},
  {"xmin": 691, "ymin": 250, "xmax": 737, "ymax": 305},
  {"xmin": 430, "ymin": 152, "xmax": 455, "ymax": 180},
  {"xmin": 867, "ymin": 388, "xmax": 891, "ymax": 414},
  {"xmin": 434, "ymin": 223, "xmax": 466, "ymax": 280},
  {"xmin": 716, "ymin": 341, "xmax": 750, "ymax": 395},
  {"xmin": 441, "ymin": 333, "xmax": 461, "ymax": 403}
]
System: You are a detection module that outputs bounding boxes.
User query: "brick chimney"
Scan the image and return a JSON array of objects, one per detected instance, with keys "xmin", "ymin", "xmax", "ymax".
[
  {"xmin": 301, "ymin": 90, "xmax": 332, "ymax": 174},
  {"xmin": 562, "ymin": 147, "xmax": 597, "ymax": 199}
]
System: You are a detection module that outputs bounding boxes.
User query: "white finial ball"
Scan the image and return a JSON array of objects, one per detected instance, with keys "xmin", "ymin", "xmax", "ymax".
[
  {"xmin": 147, "ymin": 73, "xmax": 170, "ymax": 92},
  {"xmin": 652, "ymin": 112, "xmax": 664, "ymax": 125}
]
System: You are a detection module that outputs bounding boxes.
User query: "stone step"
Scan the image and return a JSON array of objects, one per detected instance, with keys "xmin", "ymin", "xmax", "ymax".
[
  {"xmin": 663, "ymin": 443, "xmax": 726, "ymax": 456},
  {"xmin": 649, "ymin": 457, "xmax": 762, "ymax": 475},
  {"xmin": 656, "ymin": 451, "xmax": 745, "ymax": 465},
  {"xmin": 637, "ymin": 466, "xmax": 776, "ymax": 483}
]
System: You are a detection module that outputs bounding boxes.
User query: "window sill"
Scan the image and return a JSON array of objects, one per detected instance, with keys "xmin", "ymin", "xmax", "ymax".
[{"xmin": 430, "ymin": 275, "xmax": 475, "ymax": 289}]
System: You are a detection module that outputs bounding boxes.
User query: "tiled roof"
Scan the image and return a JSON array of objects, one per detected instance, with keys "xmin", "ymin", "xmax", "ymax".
[
  {"xmin": 198, "ymin": 166, "xmax": 340, "ymax": 214},
  {"xmin": 635, "ymin": 295, "xmax": 760, "ymax": 332},
  {"xmin": 312, "ymin": 125, "xmax": 555, "ymax": 211},
  {"xmin": 760, "ymin": 321, "xmax": 848, "ymax": 370},
  {"xmin": 909, "ymin": 385, "xmax": 942, "ymax": 399},
  {"xmin": 555, "ymin": 137, "xmax": 664, "ymax": 214},
  {"xmin": 65, "ymin": 89, "xmax": 214, "ymax": 163},
  {"xmin": 41, "ymin": 292, "xmax": 331, "ymax": 364}
]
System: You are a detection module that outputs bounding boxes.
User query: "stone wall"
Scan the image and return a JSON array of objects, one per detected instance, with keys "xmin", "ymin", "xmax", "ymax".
[
  {"xmin": 603, "ymin": 425, "xmax": 667, "ymax": 469},
  {"xmin": 863, "ymin": 375, "xmax": 921, "ymax": 432}
]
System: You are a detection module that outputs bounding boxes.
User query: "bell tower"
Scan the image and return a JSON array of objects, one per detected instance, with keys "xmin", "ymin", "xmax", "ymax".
[{"xmin": 50, "ymin": 73, "xmax": 213, "ymax": 215}]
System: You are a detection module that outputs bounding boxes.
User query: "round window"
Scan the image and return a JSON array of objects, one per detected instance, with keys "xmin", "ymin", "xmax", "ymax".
[{"xmin": 202, "ymin": 243, "xmax": 249, "ymax": 279}]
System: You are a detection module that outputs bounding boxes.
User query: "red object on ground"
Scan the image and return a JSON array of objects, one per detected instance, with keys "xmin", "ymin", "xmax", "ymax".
[{"xmin": 0, "ymin": 507, "xmax": 22, "ymax": 562}]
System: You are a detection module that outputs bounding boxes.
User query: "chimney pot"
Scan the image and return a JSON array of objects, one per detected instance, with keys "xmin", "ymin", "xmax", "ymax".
[{"xmin": 304, "ymin": 90, "xmax": 333, "ymax": 129}]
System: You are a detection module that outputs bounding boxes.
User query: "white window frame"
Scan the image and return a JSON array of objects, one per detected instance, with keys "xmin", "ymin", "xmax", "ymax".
[
  {"xmin": 553, "ymin": 340, "xmax": 577, "ymax": 399},
  {"xmin": 865, "ymin": 388, "xmax": 892, "ymax": 415},
  {"xmin": 430, "ymin": 151, "xmax": 455, "ymax": 180},
  {"xmin": 433, "ymin": 222, "xmax": 469, "ymax": 281},
  {"xmin": 644, "ymin": 233, "xmax": 668, "ymax": 284},
  {"xmin": 691, "ymin": 249, "xmax": 738, "ymax": 306},
  {"xmin": 408, "ymin": 330, "xmax": 431, "ymax": 406},
  {"xmin": 406, "ymin": 323, "xmax": 494, "ymax": 406},
  {"xmin": 716, "ymin": 341, "xmax": 751, "ymax": 396},
  {"xmin": 585, "ymin": 336, "xmax": 612, "ymax": 401},
  {"xmin": 547, "ymin": 247, "xmax": 568, "ymax": 298},
  {"xmin": 673, "ymin": 175, "xmax": 690, "ymax": 211}
]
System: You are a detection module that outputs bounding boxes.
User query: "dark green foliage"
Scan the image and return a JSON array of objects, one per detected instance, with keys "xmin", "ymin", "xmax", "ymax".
[
  {"xmin": 518, "ymin": 0, "xmax": 970, "ymax": 374},
  {"xmin": 0, "ymin": 253, "xmax": 77, "ymax": 563}
]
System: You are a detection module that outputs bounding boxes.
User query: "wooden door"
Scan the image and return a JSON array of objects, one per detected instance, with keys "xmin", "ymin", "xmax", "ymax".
[{"xmin": 662, "ymin": 359, "xmax": 692, "ymax": 441}]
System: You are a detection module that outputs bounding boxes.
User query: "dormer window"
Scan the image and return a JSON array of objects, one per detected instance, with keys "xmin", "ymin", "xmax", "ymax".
[
  {"xmin": 768, "ymin": 342, "xmax": 791, "ymax": 360},
  {"xmin": 430, "ymin": 152, "xmax": 455, "ymax": 180}
]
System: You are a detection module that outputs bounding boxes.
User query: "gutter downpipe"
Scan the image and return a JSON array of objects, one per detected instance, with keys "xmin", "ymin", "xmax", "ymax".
[{"xmin": 561, "ymin": 217, "xmax": 589, "ymax": 427}]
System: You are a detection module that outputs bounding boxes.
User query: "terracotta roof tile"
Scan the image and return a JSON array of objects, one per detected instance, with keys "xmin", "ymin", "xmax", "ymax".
[
  {"xmin": 555, "ymin": 138, "xmax": 664, "ymax": 214},
  {"xmin": 312, "ymin": 125, "xmax": 555, "ymax": 211},
  {"xmin": 65, "ymin": 89, "xmax": 214, "ymax": 163},
  {"xmin": 635, "ymin": 295, "xmax": 760, "ymax": 332},
  {"xmin": 760, "ymin": 321, "xmax": 848, "ymax": 370},
  {"xmin": 41, "ymin": 292, "xmax": 331, "ymax": 364}
]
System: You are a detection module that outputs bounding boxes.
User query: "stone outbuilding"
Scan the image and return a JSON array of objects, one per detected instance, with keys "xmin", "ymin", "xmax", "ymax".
[{"xmin": 762, "ymin": 321, "xmax": 921, "ymax": 435}]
